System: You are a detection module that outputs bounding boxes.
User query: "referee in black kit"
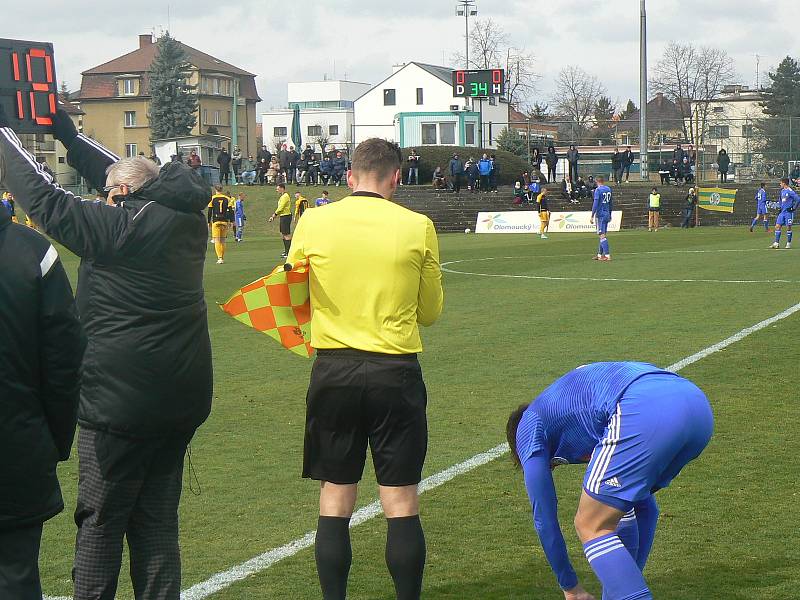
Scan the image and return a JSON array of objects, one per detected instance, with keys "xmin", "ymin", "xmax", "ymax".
[{"xmin": 287, "ymin": 138, "xmax": 444, "ymax": 600}]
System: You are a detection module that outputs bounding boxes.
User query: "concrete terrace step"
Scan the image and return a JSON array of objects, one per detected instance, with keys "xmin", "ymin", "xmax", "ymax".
[{"xmin": 392, "ymin": 183, "xmax": 762, "ymax": 232}]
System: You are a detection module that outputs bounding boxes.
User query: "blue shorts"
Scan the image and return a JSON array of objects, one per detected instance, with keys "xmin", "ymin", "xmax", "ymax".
[
  {"xmin": 756, "ymin": 203, "xmax": 767, "ymax": 215},
  {"xmin": 776, "ymin": 212, "xmax": 794, "ymax": 227},
  {"xmin": 582, "ymin": 374, "xmax": 714, "ymax": 512},
  {"xmin": 596, "ymin": 218, "xmax": 610, "ymax": 235},
  {"xmin": 236, "ymin": 216, "xmax": 245, "ymax": 227}
]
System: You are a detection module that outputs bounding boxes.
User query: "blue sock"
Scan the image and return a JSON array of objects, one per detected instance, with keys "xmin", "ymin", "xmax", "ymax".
[
  {"xmin": 633, "ymin": 496, "xmax": 659, "ymax": 571},
  {"xmin": 788, "ymin": 230, "xmax": 793, "ymax": 244},
  {"xmin": 601, "ymin": 238, "xmax": 610, "ymax": 255},
  {"xmin": 584, "ymin": 534, "xmax": 652, "ymax": 600},
  {"xmin": 775, "ymin": 230, "xmax": 782, "ymax": 244},
  {"xmin": 602, "ymin": 512, "xmax": 640, "ymax": 600},
  {"xmin": 751, "ymin": 217, "xmax": 758, "ymax": 229}
]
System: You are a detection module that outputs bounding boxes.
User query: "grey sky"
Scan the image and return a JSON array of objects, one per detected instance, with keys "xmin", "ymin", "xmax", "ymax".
[{"xmin": 3, "ymin": 0, "xmax": 791, "ymax": 116}]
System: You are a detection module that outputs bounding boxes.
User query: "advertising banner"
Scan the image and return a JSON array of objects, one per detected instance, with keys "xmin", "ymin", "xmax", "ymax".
[{"xmin": 475, "ymin": 211, "xmax": 623, "ymax": 233}]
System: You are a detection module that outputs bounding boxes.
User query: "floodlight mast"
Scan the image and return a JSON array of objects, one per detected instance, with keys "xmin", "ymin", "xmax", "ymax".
[
  {"xmin": 640, "ymin": 0, "xmax": 649, "ymax": 180},
  {"xmin": 456, "ymin": 0, "xmax": 477, "ymax": 71}
]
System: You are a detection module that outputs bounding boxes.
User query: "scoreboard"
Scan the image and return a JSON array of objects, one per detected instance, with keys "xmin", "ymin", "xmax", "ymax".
[
  {"xmin": 452, "ymin": 69, "xmax": 505, "ymax": 98},
  {"xmin": 0, "ymin": 39, "xmax": 58, "ymax": 134}
]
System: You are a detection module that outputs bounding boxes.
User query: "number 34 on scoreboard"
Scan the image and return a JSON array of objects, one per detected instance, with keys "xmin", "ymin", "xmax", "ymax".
[
  {"xmin": 452, "ymin": 69, "xmax": 505, "ymax": 98},
  {"xmin": 0, "ymin": 39, "xmax": 58, "ymax": 134}
]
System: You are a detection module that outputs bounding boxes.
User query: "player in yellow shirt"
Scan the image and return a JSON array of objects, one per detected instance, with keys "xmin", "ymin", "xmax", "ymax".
[
  {"xmin": 537, "ymin": 188, "xmax": 550, "ymax": 239},
  {"xmin": 268, "ymin": 183, "xmax": 293, "ymax": 257},
  {"xmin": 288, "ymin": 138, "xmax": 443, "ymax": 600},
  {"xmin": 294, "ymin": 192, "xmax": 309, "ymax": 222},
  {"xmin": 208, "ymin": 185, "xmax": 232, "ymax": 264}
]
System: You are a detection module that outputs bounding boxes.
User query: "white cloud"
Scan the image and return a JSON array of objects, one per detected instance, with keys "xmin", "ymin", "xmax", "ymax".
[{"xmin": 3, "ymin": 0, "xmax": 794, "ymax": 117}]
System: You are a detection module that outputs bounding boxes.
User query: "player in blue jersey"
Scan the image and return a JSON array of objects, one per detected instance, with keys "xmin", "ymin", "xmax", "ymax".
[
  {"xmin": 771, "ymin": 178, "xmax": 797, "ymax": 249},
  {"xmin": 506, "ymin": 362, "xmax": 714, "ymax": 600},
  {"xmin": 750, "ymin": 183, "xmax": 769, "ymax": 232},
  {"xmin": 234, "ymin": 193, "xmax": 246, "ymax": 242},
  {"xmin": 591, "ymin": 176, "xmax": 613, "ymax": 261}
]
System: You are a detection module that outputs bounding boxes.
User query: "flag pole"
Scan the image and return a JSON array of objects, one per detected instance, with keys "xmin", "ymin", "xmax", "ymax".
[{"xmin": 639, "ymin": 0, "xmax": 648, "ymax": 181}]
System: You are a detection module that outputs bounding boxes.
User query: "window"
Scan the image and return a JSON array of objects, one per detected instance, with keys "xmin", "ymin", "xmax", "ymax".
[
  {"xmin": 421, "ymin": 123, "xmax": 437, "ymax": 145},
  {"xmin": 213, "ymin": 78, "xmax": 220, "ymax": 95},
  {"xmin": 202, "ymin": 109, "xmax": 208, "ymax": 124},
  {"xmin": 621, "ymin": 134, "xmax": 631, "ymax": 146},
  {"xmin": 213, "ymin": 110, "xmax": 221, "ymax": 126},
  {"xmin": 383, "ymin": 89, "xmax": 396, "ymax": 106},
  {"xmin": 709, "ymin": 125, "xmax": 729, "ymax": 139},
  {"xmin": 713, "ymin": 106, "xmax": 724, "ymax": 113},
  {"xmin": 488, "ymin": 96, "xmax": 498, "ymax": 106},
  {"xmin": 329, "ymin": 125, "xmax": 339, "ymax": 136},
  {"xmin": 742, "ymin": 124, "xmax": 754, "ymax": 137},
  {"xmin": 656, "ymin": 133, "xmax": 668, "ymax": 144},
  {"xmin": 274, "ymin": 126, "xmax": 288, "ymax": 136},
  {"xmin": 465, "ymin": 123, "xmax": 476, "ymax": 145},
  {"xmin": 416, "ymin": 88, "xmax": 424, "ymax": 105},
  {"xmin": 58, "ymin": 156, "xmax": 66, "ymax": 164},
  {"xmin": 201, "ymin": 78, "xmax": 208, "ymax": 93},
  {"xmin": 308, "ymin": 125, "xmax": 323, "ymax": 136},
  {"xmin": 124, "ymin": 111, "xmax": 136, "ymax": 127},
  {"xmin": 125, "ymin": 143, "xmax": 137, "ymax": 158},
  {"xmin": 122, "ymin": 79, "xmax": 136, "ymax": 95},
  {"xmin": 227, "ymin": 111, "xmax": 232, "ymax": 126},
  {"xmin": 440, "ymin": 122, "xmax": 456, "ymax": 145}
]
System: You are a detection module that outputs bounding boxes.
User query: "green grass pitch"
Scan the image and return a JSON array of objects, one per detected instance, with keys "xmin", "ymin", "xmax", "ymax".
[{"xmin": 37, "ymin": 185, "xmax": 799, "ymax": 598}]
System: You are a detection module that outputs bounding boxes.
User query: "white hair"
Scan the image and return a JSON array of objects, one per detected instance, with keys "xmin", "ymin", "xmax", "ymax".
[{"xmin": 106, "ymin": 157, "xmax": 159, "ymax": 192}]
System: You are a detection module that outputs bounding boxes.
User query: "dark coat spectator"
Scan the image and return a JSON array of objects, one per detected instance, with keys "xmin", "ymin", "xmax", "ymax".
[
  {"xmin": 302, "ymin": 145, "xmax": 314, "ymax": 161},
  {"xmin": 307, "ymin": 156, "xmax": 320, "ymax": 185},
  {"xmin": 257, "ymin": 145, "xmax": 272, "ymax": 164},
  {"xmin": 531, "ymin": 148, "xmax": 543, "ymax": 171},
  {"xmin": 567, "ymin": 145, "xmax": 579, "ymax": 181},
  {"xmin": 331, "ymin": 152, "xmax": 347, "ymax": 186},
  {"xmin": 717, "ymin": 149, "xmax": 731, "ymax": 182},
  {"xmin": 612, "ymin": 149, "xmax": 623, "ymax": 183},
  {"xmin": 673, "ymin": 144, "xmax": 686, "ymax": 163},
  {"xmin": 288, "ymin": 147, "xmax": 299, "ymax": 184},
  {"xmin": 217, "ymin": 149, "xmax": 231, "ymax": 184},
  {"xmin": 319, "ymin": 157, "xmax": 333, "ymax": 184},
  {"xmin": 0, "ymin": 194, "xmax": 84, "ymax": 598},
  {"xmin": 448, "ymin": 154, "xmax": 464, "ymax": 192},
  {"xmin": 545, "ymin": 146, "xmax": 558, "ymax": 182}
]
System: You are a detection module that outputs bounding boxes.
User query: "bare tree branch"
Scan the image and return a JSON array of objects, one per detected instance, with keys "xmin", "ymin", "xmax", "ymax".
[{"xmin": 551, "ymin": 65, "xmax": 607, "ymax": 139}]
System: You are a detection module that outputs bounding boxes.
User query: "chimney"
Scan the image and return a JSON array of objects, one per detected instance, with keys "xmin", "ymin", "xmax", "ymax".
[{"xmin": 139, "ymin": 34, "xmax": 153, "ymax": 49}]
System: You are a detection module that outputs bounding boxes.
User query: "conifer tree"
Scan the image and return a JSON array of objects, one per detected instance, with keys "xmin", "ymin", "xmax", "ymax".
[{"xmin": 149, "ymin": 33, "xmax": 197, "ymax": 140}]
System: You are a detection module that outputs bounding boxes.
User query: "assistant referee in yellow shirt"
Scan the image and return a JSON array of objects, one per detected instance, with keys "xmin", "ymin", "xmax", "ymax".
[
  {"xmin": 288, "ymin": 138, "xmax": 443, "ymax": 600},
  {"xmin": 268, "ymin": 183, "xmax": 293, "ymax": 257}
]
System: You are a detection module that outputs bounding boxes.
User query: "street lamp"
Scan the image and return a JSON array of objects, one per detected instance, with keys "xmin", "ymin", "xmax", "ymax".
[
  {"xmin": 455, "ymin": 0, "xmax": 478, "ymax": 70},
  {"xmin": 640, "ymin": 0, "xmax": 649, "ymax": 181}
]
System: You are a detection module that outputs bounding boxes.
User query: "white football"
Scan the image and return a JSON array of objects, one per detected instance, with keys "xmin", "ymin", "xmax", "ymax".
[{"xmin": 465, "ymin": 228, "xmax": 471, "ymax": 234}]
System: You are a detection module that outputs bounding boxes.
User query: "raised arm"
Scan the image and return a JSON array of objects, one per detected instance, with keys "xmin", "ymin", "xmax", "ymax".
[
  {"xmin": 50, "ymin": 109, "xmax": 119, "ymax": 192},
  {"xmin": 522, "ymin": 453, "xmax": 580, "ymax": 592}
]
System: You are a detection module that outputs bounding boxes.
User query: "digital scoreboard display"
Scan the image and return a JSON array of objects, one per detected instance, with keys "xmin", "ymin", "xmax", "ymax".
[
  {"xmin": 0, "ymin": 39, "xmax": 58, "ymax": 134},
  {"xmin": 452, "ymin": 69, "xmax": 505, "ymax": 98}
]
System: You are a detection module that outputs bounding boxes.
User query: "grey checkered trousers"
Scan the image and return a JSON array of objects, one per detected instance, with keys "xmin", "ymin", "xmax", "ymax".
[{"xmin": 72, "ymin": 427, "xmax": 189, "ymax": 600}]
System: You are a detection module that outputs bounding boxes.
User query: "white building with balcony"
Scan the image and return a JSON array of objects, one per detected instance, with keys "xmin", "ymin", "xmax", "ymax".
[
  {"xmin": 353, "ymin": 62, "xmax": 509, "ymax": 149},
  {"xmin": 261, "ymin": 80, "xmax": 370, "ymax": 153}
]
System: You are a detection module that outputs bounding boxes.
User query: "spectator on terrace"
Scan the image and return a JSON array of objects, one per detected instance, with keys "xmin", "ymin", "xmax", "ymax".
[
  {"xmin": 466, "ymin": 157, "xmax": 480, "ymax": 192},
  {"xmin": 448, "ymin": 153, "xmax": 464, "ymax": 193},
  {"xmin": 258, "ymin": 158, "xmax": 269, "ymax": 185},
  {"xmin": 307, "ymin": 155, "xmax": 320, "ymax": 186},
  {"xmin": 659, "ymin": 159, "xmax": 672, "ymax": 185},
  {"xmin": 319, "ymin": 155, "xmax": 333, "ymax": 185},
  {"xmin": 432, "ymin": 166, "xmax": 446, "ymax": 189},
  {"xmin": 478, "ymin": 153, "xmax": 492, "ymax": 192},
  {"xmin": 683, "ymin": 156, "xmax": 695, "ymax": 184},
  {"xmin": 231, "ymin": 145, "xmax": 242, "ymax": 183},
  {"xmin": 187, "ymin": 149, "xmax": 202, "ymax": 170},
  {"xmin": 717, "ymin": 149, "xmax": 731, "ymax": 183},
  {"xmin": 567, "ymin": 144, "xmax": 579, "ymax": 181},
  {"xmin": 287, "ymin": 146, "xmax": 299, "ymax": 184},
  {"xmin": 672, "ymin": 158, "xmax": 683, "ymax": 186},
  {"xmin": 612, "ymin": 147, "xmax": 623, "ymax": 184},
  {"xmin": 240, "ymin": 156, "xmax": 257, "ymax": 185},
  {"xmin": 302, "ymin": 144, "xmax": 314, "ymax": 161},
  {"xmin": 531, "ymin": 147, "xmax": 543, "ymax": 175},
  {"xmin": 673, "ymin": 143, "xmax": 686, "ymax": 163},
  {"xmin": 258, "ymin": 144, "xmax": 272, "ymax": 165},
  {"xmin": 217, "ymin": 147, "xmax": 231, "ymax": 185},
  {"xmin": 489, "ymin": 154, "xmax": 499, "ymax": 192},
  {"xmin": 681, "ymin": 187, "xmax": 698, "ymax": 228},
  {"xmin": 267, "ymin": 156, "xmax": 280, "ymax": 184},
  {"xmin": 331, "ymin": 151, "xmax": 346, "ymax": 186},
  {"xmin": 545, "ymin": 145, "xmax": 558, "ymax": 182},
  {"xmin": 623, "ymin": 146, "xmax": 634, "ymax": 182},
  {"xmin": 407, "ymin": 149, "xmax": 420, "ymax": 185},
  {"xmin": 296, "ymin": 155, "xmax": 309, "ymax": 185},
  {"xmin": 278, "ymin": 145, "xmax": 290, "ymax": 183}
]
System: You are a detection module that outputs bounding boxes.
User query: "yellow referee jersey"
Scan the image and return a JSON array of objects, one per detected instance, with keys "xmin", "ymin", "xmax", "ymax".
[
  {"xmin": 275, "ymin": 193, "xmax": 292, "ymax": 216},
  {"xmin": 287, "ymin": 192, "xmax": 443, "ymax": 354}
]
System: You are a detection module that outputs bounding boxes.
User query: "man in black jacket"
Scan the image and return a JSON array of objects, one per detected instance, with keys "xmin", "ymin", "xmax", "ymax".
[
  {"xmin": 0, "ymin": 107, "xmax": 213, "ymax": 600},
  {"xmin": 0, "ymin": 178, "xmax": 84, "ymax": 600},
  {"xmin": 216, "ymin": 148, "xmax": 231, "ymax": 185}
]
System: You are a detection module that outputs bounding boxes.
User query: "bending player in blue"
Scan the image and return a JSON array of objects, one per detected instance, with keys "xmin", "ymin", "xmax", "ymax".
[
  {"xmin": 591, "ymin": 176, "xmax": 612, "ymax": 261},
  {"xmin": 750, "ymin": 183, "xmax": 769, "ymax": 232},
  {"xmin": 506, "ymin": 362, "xmax": 714, "ymax": 600},
  {"xmin": 771, "ymin": 178, "xmax": 797, "ymax": 249}
]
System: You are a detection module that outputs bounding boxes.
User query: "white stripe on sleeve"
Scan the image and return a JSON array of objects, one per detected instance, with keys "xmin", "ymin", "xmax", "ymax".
[{"xmin": 40, "ymin": 244, "xmax": 59, "ymax": 277}]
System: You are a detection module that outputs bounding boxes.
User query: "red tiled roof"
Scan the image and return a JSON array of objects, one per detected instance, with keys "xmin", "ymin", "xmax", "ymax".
[{"xmin": 81, "ymin": 36, "xmax": 260, "ymax": 101}]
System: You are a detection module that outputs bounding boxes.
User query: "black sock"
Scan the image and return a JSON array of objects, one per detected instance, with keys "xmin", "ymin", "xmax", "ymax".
[
  {"xmin": 283, "ymin": 238, "xmax": 291, "ymax": 253},
  {"xmin": 315, "ymin": 516, "xmax": 351, "ymax": 600},
  {"xmin": 385, "ymin": 515, "xmax": 426, "ymax": 600}
]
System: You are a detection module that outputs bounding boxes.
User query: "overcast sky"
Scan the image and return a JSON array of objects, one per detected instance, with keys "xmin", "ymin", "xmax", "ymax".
[{"xmin": 4, "ymin": 0, "xmax": 791, "ymax": 117}]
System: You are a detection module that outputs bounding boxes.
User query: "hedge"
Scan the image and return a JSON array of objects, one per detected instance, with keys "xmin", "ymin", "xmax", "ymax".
[{"xmin": 400, "ymin": 145, "xmax": 532, "ymax": 186}]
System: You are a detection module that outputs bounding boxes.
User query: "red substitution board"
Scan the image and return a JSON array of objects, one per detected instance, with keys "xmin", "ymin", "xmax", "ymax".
[{"xmin": 0, "ymin": 39, "xmax": 58, "ymax": 134}]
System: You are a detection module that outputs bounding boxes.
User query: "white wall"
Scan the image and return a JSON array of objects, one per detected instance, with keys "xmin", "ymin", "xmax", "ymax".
[
  {"xmin": 353, "ymin": 63, "xmax": 509, "ymax": 147},
  {"xmin": 288, "ymin": 80, "xmax": 371, "ymax": 103},
  {"xmin": 261, "ymin": 108, "xmax": 353, "ymax": 151}
]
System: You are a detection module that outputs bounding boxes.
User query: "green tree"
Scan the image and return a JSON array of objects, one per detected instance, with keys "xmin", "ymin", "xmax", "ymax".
[
  {"xmin": 591, "ymin": 96, "xmax": 617, "ymax": 145},
  {"xmin": 495, "ymin": 127, "xmax": 527, "ymax": 157},
  {"xmin": 757, "ymin": 56, "xmax": 800, "ymax": 164},
  {"xmin": 149, "ymin": 33, "xmax": 197, "ymax": 141},
  {"xmin": 619, "ymin": 99, "xmax": 638, "ymax": 121},
  {"xmin": 528, "ymin": 102, "xmax": 550, "ymax": 121}
]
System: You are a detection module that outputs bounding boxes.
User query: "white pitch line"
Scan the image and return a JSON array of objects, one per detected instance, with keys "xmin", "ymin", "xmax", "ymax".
[
  {"xmin": 441, "ymin": 257, "xmax": 798, "ymax": 284},
  {"xmin": 45, "ymin": 301, "xmax": 800, "ymax": 600}
]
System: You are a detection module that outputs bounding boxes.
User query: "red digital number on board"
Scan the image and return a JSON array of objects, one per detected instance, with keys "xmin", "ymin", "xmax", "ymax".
[
  {"xmin": 12, "ymin": 48, "xmax": 56, "ymax": 125},
  {"xmin": 456, "ymin": 71, "xmax": 465, "ymax": 85},
  {"xmin": 492, "ymin": 69, "xmax": 502, "ymax": 84}
]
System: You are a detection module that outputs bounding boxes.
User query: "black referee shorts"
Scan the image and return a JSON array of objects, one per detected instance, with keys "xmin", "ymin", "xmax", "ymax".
[
  {"xmin": 303, "ymin": 349, "xmax": 428, "ymax": 487},
  {"xmin": 279, "ymin": 214, "xmax": 292, "ymax": 235}
]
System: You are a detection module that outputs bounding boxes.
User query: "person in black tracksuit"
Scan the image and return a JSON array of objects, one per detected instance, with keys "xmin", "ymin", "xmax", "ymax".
[
  {"xmin": 0, "ymin": 106, "xmax": 213, "ymax": 600},
  {"xmin": 0, "ymin": 199, "xmax": 84, "ymax": 600}
]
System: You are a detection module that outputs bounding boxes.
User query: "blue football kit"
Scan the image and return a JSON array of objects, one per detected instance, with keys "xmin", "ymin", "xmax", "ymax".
[
  {"xmin": 592, "ymin": 185, "xmax": 613, "ymax": 256},
  {"xmin": 774, "ymin": 187, "xmax": 798, "ymax": 246},
  {"xmin": 516, "ymin": 362, "xmax": 713, "ymax": 595},
  {"xmin": 234, "ymin": 199, "xmax": 245, "ymax": 241},
  {"xmin": 751, "ymin": 188, "xmax": 770, "ymax": 231}
]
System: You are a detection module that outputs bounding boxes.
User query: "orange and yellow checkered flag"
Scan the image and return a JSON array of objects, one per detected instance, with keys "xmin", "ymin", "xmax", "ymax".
[{"xmin": 220, "ymin": 259, "xmax": 314, "ymax": 358}]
